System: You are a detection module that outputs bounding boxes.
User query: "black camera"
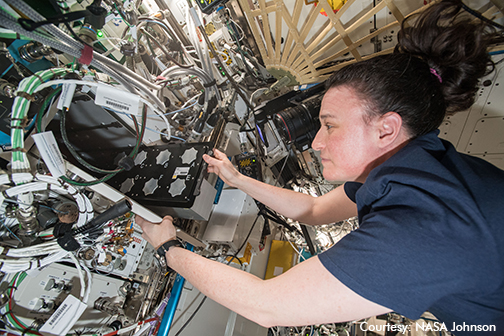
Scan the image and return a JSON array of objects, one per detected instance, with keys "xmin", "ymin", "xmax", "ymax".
[
  {"xmin": 253, "ymin": 83, "xmax": 325, "ymax": 151},
  {"xmin": 273, "ymin": 94, "xmax": 323, "ymax": 151}
]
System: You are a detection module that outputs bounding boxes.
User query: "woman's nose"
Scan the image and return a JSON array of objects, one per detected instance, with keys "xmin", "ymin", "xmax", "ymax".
[{"xmin": 311, "ymin": 128, "xmax": 324, "ymax": 151}]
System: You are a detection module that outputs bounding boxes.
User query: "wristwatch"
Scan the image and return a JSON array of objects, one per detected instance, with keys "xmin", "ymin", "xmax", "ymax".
[{"xmin": 155, "ymin": 239, "xmax": 183, "ymax": 268}]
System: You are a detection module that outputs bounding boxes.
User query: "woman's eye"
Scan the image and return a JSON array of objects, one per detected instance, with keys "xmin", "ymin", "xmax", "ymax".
[{"xmin": 325, "ymin": 124, "xmax": 333, "ymax": 130}]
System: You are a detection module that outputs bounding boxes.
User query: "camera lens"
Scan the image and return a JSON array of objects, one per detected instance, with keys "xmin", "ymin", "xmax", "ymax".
[{"xmin": 273, "ymin": 95, "xmax": 322, "ymax": 149}]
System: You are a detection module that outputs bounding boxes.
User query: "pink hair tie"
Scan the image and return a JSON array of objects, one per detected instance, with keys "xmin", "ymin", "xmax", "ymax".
[{"xmin": 430, "ymin": 68, "xmax": 442, "ymax": 83}]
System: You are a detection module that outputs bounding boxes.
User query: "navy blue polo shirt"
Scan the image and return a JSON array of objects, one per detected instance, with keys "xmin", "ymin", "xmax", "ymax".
[{"xmin": 318, "ymin": 131, "xmax": 504, "ymax": 335}]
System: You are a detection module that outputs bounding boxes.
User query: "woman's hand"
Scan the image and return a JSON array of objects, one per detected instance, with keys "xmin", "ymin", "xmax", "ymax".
[
  {"xmin": 203, "ymin": 149, "xmax": 242, "ymax": 187},
  {"xmin": 135, "ymin": 215, "xmax": 177, "ymax": 249}
]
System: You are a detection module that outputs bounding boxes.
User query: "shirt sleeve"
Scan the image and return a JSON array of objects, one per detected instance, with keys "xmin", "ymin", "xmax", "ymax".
[
  {"xmin": 343, "ymin": 182, "xmax": 362, "ymax": 203},
  {"xmin": 318, "ymin": 181, "xmax": 497, "ymax": 319}
]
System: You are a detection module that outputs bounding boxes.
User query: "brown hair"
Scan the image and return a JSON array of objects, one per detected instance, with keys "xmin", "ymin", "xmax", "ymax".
[{"xmin": 326, "ymin": 0, "xmax": 501, "ymax": 137}]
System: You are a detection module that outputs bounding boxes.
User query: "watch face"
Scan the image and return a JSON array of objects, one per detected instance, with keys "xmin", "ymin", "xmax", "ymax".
[
  {"xmin": 154, "ymin": 251, "xmax": 167, "ymax": 268},
  {"xmin": 156, "ymin": 241, "xmax": 181, "ymax": 270}
]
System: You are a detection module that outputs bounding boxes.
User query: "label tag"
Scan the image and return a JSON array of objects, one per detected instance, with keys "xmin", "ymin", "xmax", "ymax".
[
  {"xmin": 57, "ymin": 83, "xmax": 76, "ymax": 110},
  {"xmin": 173, "ymin": 167, "xmax": 190, "ymax": 179},
  {"xmin": 239, "ymin": 132, "xmax": 247, "ymax": 144},
  {"xmin": 98, "ymin": 251, "xmax": 106, "ymax": 263},
  {"xmin": 40, "ymin": 294, "xmax": 87, "ymax": 336},
  {"xmin": 130, "ymin": 26, "xmax": 137, "ymax": 40},
  {"xmin": 32, "ymin": 132, "xmax": 66, "ymax": 177},
  {"xmin": 95, "ymin": 85, "xmax": 141, "ymax": 115},
  {"xmin": 273, "ymin": 266, "xmax": 284, "ymax": 276}
]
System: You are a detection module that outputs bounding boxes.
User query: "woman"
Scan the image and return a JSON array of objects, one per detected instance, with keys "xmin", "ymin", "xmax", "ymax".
[{"xmin": 137, "ymin": 1, "xmax": 504, "ymax": 333}]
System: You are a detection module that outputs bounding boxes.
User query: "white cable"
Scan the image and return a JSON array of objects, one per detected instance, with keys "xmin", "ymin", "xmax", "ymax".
[
  {"xmin": 6, "ymin": 241, "xmax": 60, "ymax": 257},
  {"xmin": 185, "ymin": 6, "xmax": 215, "ymax": 95},
  {"xmin": 69, "ymin": 253, "xmax": 86, "ymax": 301},
  {"xmin": 9, "ymin": 69, "xmax": 69, "ymax": 175},
  {"xmin": 33, "ymin": 79, "xmax": 171, "ymax": 138},
  {"xmin": 182, "ymin": 93, "xmax": 202, "ymax": 108},
  {"xmin": 186, "ymin": 7, "xmax": 206, "ymax": 70},
  {"xmin": 3, "ymin": 176, "xmax": 91, "ymax": 228},
  {"xmin": 4, "ymin": 0, "xmax": 81, "ymax": 50},
  {"xmin": 230, "ymin": 20, "xmax": 245, "ymax": 41},
  {"xmin": 33, "ymin": 79, "xmax": 102, "ymax": 93},
  {"xmin": 250, "ymin": 88, "xmax": 268, "ymax": 106},
  {"xmin": 10, "ymin": 168, "xmax": 31, "ymax": 180},
  {"xmin": 0, "ymin": 174, "xmax": 9, "ymax": 185},
  {"xmin": 5, "ymin": 182, "xmax": 49, "ymax": 197},
  {"xmin": 288, "ymin": 240, "xmax": 305, "ymax": 262},
  {"xmin": 140, "ymin": 98, "xmax": 171, "ymax": 140},
  {"xmin": 0, "ymin": 327, "xmax": 23, "ymax": 336},
  {"xmin": 83, "ymin": 192, "xmax": 94, "ymax": 225},
  {"xmin": 131, "ymin": 322, "xmax": 151, "ymax": 336},
  {"xmin": 52, "ymin": 53, "xmax": 60, "ymax": 67},
  {"xmin": 82, "ymin": 260, "xmax": 92, "ymax": 304},
  {"xmin": 93, "ymin": 52, "xmax": 162, "ymax": 92},
  {"xmin": 37, "ymin": 228, "xmax": 54, "ymax": 237},
  {"xmin": 116, "ymin": 321, "xmax": 151, "ymax": 335},
  {"xmin": 0, "ymin": 4, "xmax": 154, "ymax": 100},
  {"xmin": 7, "ymin": 245, "xmax": 62, "ymax": 257},
  {"xmin": 34, "ymin": 175, "xmax": 90, "ymax": 226},
  {"xmin": 48, "ymin": 254, "xmax": 88, "ymax": 333},
  {"xmin": 39, "ymin": 250, "xmax": 68, "ymax": 267},
  {"xmin": 0, "ymin": 250, "xmax": 67, "ymax": 273},
  {"xmin": 65, "ymin": 253, "xmax": 92, "ymax": 304},
  {"xmin": 102, "ymin": 44, "xmax": 121, "ymax": 57},
  {"xmin": 93, "ymin": 37, "xmax": 124, "ymax": 46}
]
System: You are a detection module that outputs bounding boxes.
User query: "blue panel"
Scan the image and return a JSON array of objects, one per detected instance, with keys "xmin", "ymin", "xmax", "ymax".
[
  {"xmin": 0, "ymin": 131, "xmax": 10, "ymax": 146},
  {"xmin": 8, "ymin": 40, "xmax": 54, "ymax": 73},
  {"xmin": 157, "ymin": 243, "xmax": 195, "ymax": 336}
]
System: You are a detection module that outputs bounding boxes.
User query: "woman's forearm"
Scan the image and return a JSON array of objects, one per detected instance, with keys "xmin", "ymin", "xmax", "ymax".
[
  {"xmin": 166, "ymin": 247, "xmax": 273, "ymax": 327},
  {"xmin": 233, "ymin": 174, "xmax": 320, "ymax": 224},
  {"xmin": 234, "ymin": 176, "xmax": 357, "ymax": 225},
  {"xmin": 165, "ymin": 247, "xmax": 389, "ymax": 327}
]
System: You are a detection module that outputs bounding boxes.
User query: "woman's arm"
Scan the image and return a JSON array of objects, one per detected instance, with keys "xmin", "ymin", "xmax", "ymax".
[
  {"xmin": 203, "ymin": 150, "xmax": 357, "ymax": 225},
  {"xmin": 136, "ymin": 216, "xmax": 390, "ymax": 328}
]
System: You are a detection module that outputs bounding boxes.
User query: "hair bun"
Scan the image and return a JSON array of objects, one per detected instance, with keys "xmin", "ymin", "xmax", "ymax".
[{"xmin": 396, "ymin": 0, "xmax": 498, "ymax": 114}]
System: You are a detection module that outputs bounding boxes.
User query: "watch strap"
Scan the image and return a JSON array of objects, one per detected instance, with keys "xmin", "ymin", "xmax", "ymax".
[
  {"xmin": 156, "ymin": 239, "xmax": 182, "ymax": 269},
  {"xmin": 157, "ymin": 239, "xmax": 182, "ymax": 257}
]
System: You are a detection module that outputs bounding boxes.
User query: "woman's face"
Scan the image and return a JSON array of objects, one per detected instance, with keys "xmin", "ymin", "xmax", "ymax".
[{"xmin": 312, "ymin": 86, "xmax": 384, "ymax": 183}]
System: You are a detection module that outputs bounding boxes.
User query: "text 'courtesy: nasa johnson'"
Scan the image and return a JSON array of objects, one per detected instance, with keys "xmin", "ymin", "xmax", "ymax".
[{"xmin": 359, "ymin": 321, "xmax": 497, "ymax": 334}]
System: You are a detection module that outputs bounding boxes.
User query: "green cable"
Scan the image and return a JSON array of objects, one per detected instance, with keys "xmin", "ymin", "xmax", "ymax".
[
  {"xmin": 5, "ymin": 274, "xmax": 20, "ymax": 328},
  {"xmin": 114, "ymin": 4, "xmax": 133, "ymax": 28},
  {"xmin": 146, "ymin": 36, "xmax": 156, "ymax": 59},
  {"xmin": 226, "ymin": 21, "xmax": 258, "ymax": 80},
  {"xmin": 60, "ymin": 171, "xmax": 119, "ymax": 186},
  {"xmin": 0, "ymin": 31, "xmax": 30, "ymax": 40},
  {"xmin": 61, "ymin": 106, "xmax": 147, "ymax": 186},
  {"xmin": 130, "ymin": 113, "xmax": 145, "ymax": 157},
  {"xmin": 11, "ymin": 69, "xmax": 67, "ymax": 166},
  {"xmin": 5, "ymin": 272, "xmax": 38, "ymax": 334},
  {"xmin": 59, "ymin": 101, "xmax": 146, "ymax": 174},
  {"xmin": 60, "ymin": 108, "xmax": 123, "ymax": 175}
]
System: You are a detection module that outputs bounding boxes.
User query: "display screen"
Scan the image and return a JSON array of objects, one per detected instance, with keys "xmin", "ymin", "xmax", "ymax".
[{"xmin": 196, "ymin": 0, "xmax": 226, "ymax": 14}]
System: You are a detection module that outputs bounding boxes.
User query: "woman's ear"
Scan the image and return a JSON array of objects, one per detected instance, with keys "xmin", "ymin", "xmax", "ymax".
[{"xmin": 377, "ymin": 112, "xmax": 403, "ymax": 147}]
